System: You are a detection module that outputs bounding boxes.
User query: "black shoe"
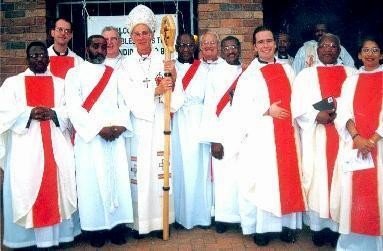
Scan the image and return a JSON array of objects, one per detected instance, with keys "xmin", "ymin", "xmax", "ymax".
[
  {"xmin": 280, "ymin": 227, "xmax": 296, "ymax": 243},
  {"xmin": 89, "ymin": 231, "xmax": 106, "ymax": 248},
  {"xmin": 109, "ymin": 225, "xmax": 127, "ymax": 245},
  {"xmin": 174, "ymin": 222, "xmax": 185, "ymax": 230},
  {"xmin": 312, "ymin": 230, "xmax": 325, "ymax": 247},
  {"xmin": 253, "ymin": 233, "xmax": 270, "ymax": 246},
  {"xmin": 325, "ymin": 229, "xmax": 340, "ymax": 248},
  {"xmin": 215, "ymin": 222, "xmax": 227, "ymax": 234},
  {"xmin": 131, "ymin": 229, "xmax": 147, "ymax": 239}
]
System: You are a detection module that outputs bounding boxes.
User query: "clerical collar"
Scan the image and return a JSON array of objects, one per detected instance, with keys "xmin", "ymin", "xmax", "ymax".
[
  {"xmin": 258, "ymin": 57, "xmax": 276, "ymax": 64},
  {"xmin": 139, "ymin": 54, "xmax": 151, "ymax": 62},
  {"xmin": 52, "ymin": 46, "xmax": 69, "ymax": 56},
  {"xmin": 278, "ymin": 54, "xmax": 288, "ymax": 59},
  {"xmin": 203, "ymin": 58, "xmax": 218, "ymax": 64}
]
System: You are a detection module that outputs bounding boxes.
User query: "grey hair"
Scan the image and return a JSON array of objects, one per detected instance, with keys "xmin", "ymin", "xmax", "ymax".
[
  {"xmin": 318, "ymin": 33, "xmax": 340, "ymax": 46},
  {"xmin": 101, "ymin": 26, "xmax": 121, "ymax": 39},
  {"xmin": 200, "ymin": 30, "xmax": 220, "ymax": 46}
]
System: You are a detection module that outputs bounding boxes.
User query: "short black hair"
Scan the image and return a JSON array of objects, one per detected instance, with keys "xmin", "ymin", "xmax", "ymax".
[
  {"xmin": 221, "ymin": 35, "xmax": 240, "ymax": 48},
  {"xmin": 26, "ymin": 41, "xmax": 47, "ymax": 57},
  {"xmin": 176, "ymin": 33, "xmax": 195, "ymax": 45},
  {"xmin": 252, "ymin": 26, "xmax": 274, "ymax": 44},
  {"xmin": 86, "ymin": 35, "xmax": 106, "ymax": 47},
  {"xmin": 358, "ymin": 35, "xmax": 382, "ymax": 53}
]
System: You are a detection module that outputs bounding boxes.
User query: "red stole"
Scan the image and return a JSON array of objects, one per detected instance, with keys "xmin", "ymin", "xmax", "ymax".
[
  {"xmin": 182, "ymin": 60, "xmax": 201, "ymax": 91},
  {"xmin": 351, "ymin": 72, "xmax": 383, "ymax": 235},
  {"xmin": 260, "ymin": 64, "xmax": 305, "ymax": 214},
  {"xmin": 49, "ymin": 56, "xmax": 74, "ymax": 79},
  {"xmin": 216, "ymin": 72, "xmax": 242, "ymax": 117},
  {"xmin": 317, "ymin": 66, "xmax": 347, "ymax": 205},
  {"xmin": 82, "ymin": 66, "xmax": 113, "ymax": 111},
  {"xmin": 25, "ymin": 76, "xmax": 60, "ymax": 227}
]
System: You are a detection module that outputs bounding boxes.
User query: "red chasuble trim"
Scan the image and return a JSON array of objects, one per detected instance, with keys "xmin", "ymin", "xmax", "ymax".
[
  {"xmin": 182, "ymin": 60, "xmax": 201, "ymax": 91},
  {"xmin": 49, "ymin": 56, "xmax": 74, "ymax": 79},
  {"xmin": 260, "ymin": 64, "xmax": 305, "ymax": 215},
  {"xmin": 216, "ymin": 71, "xmax": 242, "ymax": 117},
  {"xmin": 317, "ymin": 66, "xmax": 347, "ymax": 210},
  {"xmin": 351, "ymin": 72, "xmax": 383, "ymax": 235},
  {"xmin": 25, "ymin": 76, "xmax": 60, "ymax": 227},
  {"xmin": 82, "ymin": 65, "xmax": 114, "ymax": 112}
]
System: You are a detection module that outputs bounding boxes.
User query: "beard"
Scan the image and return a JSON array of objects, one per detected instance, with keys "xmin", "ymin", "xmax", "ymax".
[{"xmin": 88, "ymin": 53, "xmax": 106, "ymax": 64}]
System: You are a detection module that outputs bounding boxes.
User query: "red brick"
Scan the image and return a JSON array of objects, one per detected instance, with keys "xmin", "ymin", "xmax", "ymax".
[
  {"xmin": 0, "ymin": 65, "xmax": 16, "ymax": 73},
  {"xmin": 198, "ymin": 4, "xmax": 220, "ymax": 12},
  {"xmin": 221, "ymin": 19, "xmax": 242, "ymax": 28}
]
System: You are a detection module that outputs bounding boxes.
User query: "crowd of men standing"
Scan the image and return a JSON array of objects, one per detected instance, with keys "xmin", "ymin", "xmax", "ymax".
[{"xmin": 1, "ymin": 4, "xmax": 382, "ymax": 251}]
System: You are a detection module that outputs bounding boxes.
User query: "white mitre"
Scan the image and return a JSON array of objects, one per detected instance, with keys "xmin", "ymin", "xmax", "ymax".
[{"xmin": 126, "ymin": 4, "xmax": 156, "ymax": 34}]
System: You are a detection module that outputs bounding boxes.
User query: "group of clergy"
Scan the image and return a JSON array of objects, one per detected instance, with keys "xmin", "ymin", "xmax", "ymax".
[{"xmin": 1, "ymin": 4, "xmax": 382, "ymax": 251}]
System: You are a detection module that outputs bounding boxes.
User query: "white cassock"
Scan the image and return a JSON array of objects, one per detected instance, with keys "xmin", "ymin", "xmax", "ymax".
[
  {"xmin": 121, "ymin": 48, "xmax": 176, "ymax": 234},
  {"xmin": 104, "ymin": 54, "xmax": 127, "ymax": 71},
  {"xmin": 65, "ymin": 61, "xmax": 134, "ymax": 231},
  {"xmin": 291, "ymin": 62, "xmax": 357, "ymax": 232},
  {"xmin": 200, "ymin": 62, "xmax": 242, "ymax": 224},
  {"xmin": 334, "ymin": 65, "xmax": 383, "ymax": 251},
  {"xmin": 47, "ymin": 45, "xmax": 83, "ymax": 79},
  {"xmin": 227, "ymin": 58, "xmax": 305, "ymax": 235},
  {"xmin": 0, "ymin": 69, "xmax": 80, "ymax": 248},
  {"xmin": 292, "ymin": 40, "xmax": 354, "ymax": 74},
  {"xmin": 171, "ymin": 58, "xmax": 213, "ymax": 229}
]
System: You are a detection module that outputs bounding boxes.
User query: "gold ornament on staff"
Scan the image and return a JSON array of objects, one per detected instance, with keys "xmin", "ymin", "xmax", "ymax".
[{"xmin": 159, "ymin": 15, "xmax": 176, "ymax": 241}]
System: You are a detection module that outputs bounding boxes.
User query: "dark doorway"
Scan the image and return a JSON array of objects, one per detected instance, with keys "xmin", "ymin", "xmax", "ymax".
[{"xmin": 263, "ymin": 0, "xmax": 383, "ymax": 66}]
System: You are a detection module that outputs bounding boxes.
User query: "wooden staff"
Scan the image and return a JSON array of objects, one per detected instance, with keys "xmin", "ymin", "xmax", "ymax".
[{"xmin": 159, "ymin": 15, "xmax": 175, "ymax": 241}]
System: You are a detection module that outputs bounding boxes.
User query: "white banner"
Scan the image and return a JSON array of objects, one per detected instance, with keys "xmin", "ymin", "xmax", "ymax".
[{"xmin": 87, "ymin": 15, "xmax": 178, "ymax": 56}]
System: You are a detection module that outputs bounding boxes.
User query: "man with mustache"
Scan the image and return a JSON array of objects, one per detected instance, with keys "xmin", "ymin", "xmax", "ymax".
[
  {"xmin": 65, "ymin": 35, "xmax": 134, "ymax": 247},
  {"xmin": 0, "ymin": 41, "xmax": 79, "ymax": 248},
  {"xmin": 292, "ymin": 33, "xmax": 357, "ymax": 247}
]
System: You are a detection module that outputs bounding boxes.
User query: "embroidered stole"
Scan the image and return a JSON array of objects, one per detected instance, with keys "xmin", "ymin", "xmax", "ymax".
[
  {"xmin": 216, "ymin": 71, "xmax": 242, "ymax": 117},
  {"xmin": 351, "ymin": 71, "xmax": 383, "ymax": 235},
  {"xmin": 182, "ymin": 60, "xmax": 201, "ymax": 91},
  {"xmin": 49, "ymin": 56, "xmax": 74, "ymax": 79},
  {"xmin": 261, "ymin": 64, "xmax": 305, "ymax": 214},
  {"xmin": 25, "ymin": 76, "xmax": 60, "ymax": 227},
  {"xmin": 317, "ymin": 66, "xmax": 347, "ymax": 206}
]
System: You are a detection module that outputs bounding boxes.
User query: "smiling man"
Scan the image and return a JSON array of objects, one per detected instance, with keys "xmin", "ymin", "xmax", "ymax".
[
  {"xmin": 102, "ymin": 26, "xmax": 126, "ymax": 70},
  {"xmin": 48, "ymin": 18, "xmax": 83, "ymax": 79},
  {"xmin": 291, "ymin": 33, "xmax": 357, "ymax": 248},
  {"xmin": 225, "ymin": 26, "xmax": 306, "ymax": 246},
  {"xmin": 221, "ymin": 35, "xmax": 241, "ymax": 66}
]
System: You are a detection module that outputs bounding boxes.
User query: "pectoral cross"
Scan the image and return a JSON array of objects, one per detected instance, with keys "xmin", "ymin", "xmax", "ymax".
[{"xmin": 143, "ymin": 78, "xmax": 150, "ymax": 88}]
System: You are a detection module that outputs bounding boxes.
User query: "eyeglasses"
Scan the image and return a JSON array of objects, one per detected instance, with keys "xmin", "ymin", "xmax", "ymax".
[
  {"xmin": 202, "ymin": 41, "xmax": 217, "ymax": 46},
  {"xmin": 55, "ymin": 27, "xmax": 72, "ymax": 34},
  {"xmin": 361, "ymin": 47, "xmax": 380, "ymax": 54},
  {"xmin": 28, "ymin": 53, "xmax": 47, "ymax": 59},
  {"xmin": 222, "ymin": 45, "xmax": 238, "ymax": 52},
  {"xmin": 177, "ymin": 43, "xmax": 195, "ymax": 49},
  {"xmin": 132, "ymin": 31, "xmax": 151, "ymax": 38},
  {"xmin": 318, "ymin": 43, "xmax": 339, "ymax": 50}
]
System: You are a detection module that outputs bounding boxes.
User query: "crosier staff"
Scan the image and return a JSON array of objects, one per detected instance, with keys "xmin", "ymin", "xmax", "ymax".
[{"xmin": 159, "ymin": 15, "xmax": 175, "ymax": 241}]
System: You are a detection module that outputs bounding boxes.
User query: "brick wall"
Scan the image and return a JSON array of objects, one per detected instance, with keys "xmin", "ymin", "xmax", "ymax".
[
  {"xmin": 198, "ymin": 0, "xmax": 263, "ymax": 66},
  {"xmin": 0, "ymin": 0, "xmax": 47, "ymax": 85}
]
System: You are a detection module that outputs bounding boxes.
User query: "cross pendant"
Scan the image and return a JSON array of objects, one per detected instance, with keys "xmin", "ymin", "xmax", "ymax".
[{"xmin": 143, "ymin": 78, "xmax": 150, "ymax": 88}]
